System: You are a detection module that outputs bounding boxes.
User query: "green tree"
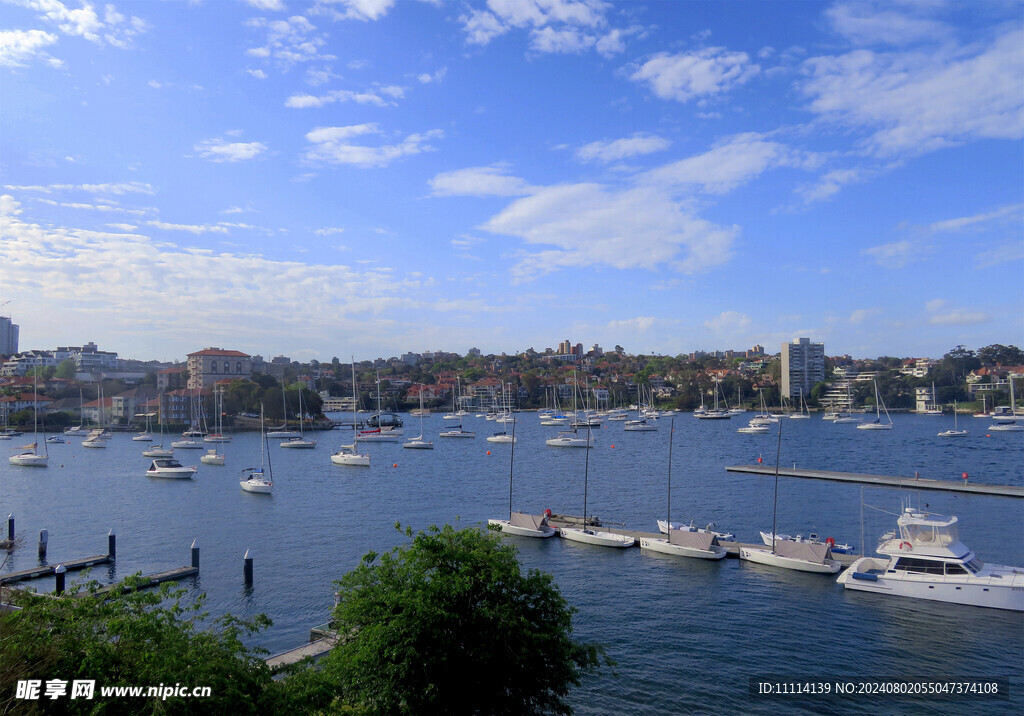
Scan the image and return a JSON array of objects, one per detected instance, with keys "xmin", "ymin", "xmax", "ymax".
[
  {"xmin": 0, "ymin": 577, "xmax": 287, "ymax": 714},
  {"xmin": 54, "ymin": 359, "xmax": 77, "ymax": 380},
  {"xmin": 321, "ymin": 524, "xmax": 604, "ymax": 715}
]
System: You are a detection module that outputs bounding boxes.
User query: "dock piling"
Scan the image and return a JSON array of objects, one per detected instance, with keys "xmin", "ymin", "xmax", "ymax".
[
  {"xmin": 108, "ymin": 529, "xmax": 116, "ymax": 559},
  {"xmin": 54, "ymin": 565, "xmax": 66, "ymax": 595},
  {"xmin": 7, "ymin": 514, "xmax": 13, "ymax": 542},
  {"xmin": 38, "ymin": 529, "xmax": 48, "ymax": 560},
  {"xmin": 191, "ymin": 539, "xmax": 200, "ymax": 569},
  {"xmin": 243, "ymin": 549, "xmax": 253, "ymax": 586}
]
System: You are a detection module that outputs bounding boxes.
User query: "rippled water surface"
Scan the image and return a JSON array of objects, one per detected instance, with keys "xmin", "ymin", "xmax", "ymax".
[{"xmin": 2, "ymin": 413, "xmax": 1021, "ymax": 713}]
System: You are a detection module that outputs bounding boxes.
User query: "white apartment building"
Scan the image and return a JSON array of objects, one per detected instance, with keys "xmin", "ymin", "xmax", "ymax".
[{"xmin": 780, "ymin": 337, "xmax": 826, "ymax": 401}]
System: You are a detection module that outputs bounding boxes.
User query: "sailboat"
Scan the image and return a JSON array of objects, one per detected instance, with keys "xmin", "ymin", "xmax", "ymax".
[
  {"xmin": 857, "ymin": 379, "xmax": 893, "ymax": 430},
  {"xmin": 486, "ymin": 383, "xmax": 518, "ymax": 443},
  {"xmin": 728, "ymin": 385, "xmax": 746, "ymax": 415},
  {"xmin": 922, "ymin": 381, "xmax": 943, "ymax": 415},
  {"xmin": 240, "ymin": 406, "xmax": 274, "ymax": 493},
  {"xmin": 546, "ymin": 371, "xmax": 593, "ymax": 447},
  {"xmin": 331, "ymin": 361, "xmax": 371, "ymax": 465},
  {"xmin": 64, "ymin": 389, "xmax": 89, "ymax": 436},
  {"xmin": 624, "ymin": 384, "xmax": 658, "ymax": 431},
  {"xmin": 439, "ymin": 379, "xmax": 475, "ymax": 438},
  {"xmin": 358, "ymin": 372, "xmax": 405, "ymax": 441},
  {"xmin": 9, "ymin": 370, "xmax": 48, "ymax": 467},
  {"xmin": 973, "ymin": 394, "xmax": 989, "ymax": 419},
  {"xmin": 695, "ymin": 378, "xmax": 730, "ymax": 419},
  {"xmin": 739, "ymin": 422, "xmax": 841, "ymax": 574},
  {"xmin": 560, "ymin": 426, "xmax": 634, "ymax": 548},
  {"xmin": 788, "ymin": 388, "xmax": 810, "ymax": 419},
  {"xmin": 267, "ymin": 387, "xmax": 300, "ymax": 438},
  {"xmin": 488, "ymin": 419, "xmax": 557, "ymax": 538},
  {"xmin": 403, "ymin": 391, "xmax": 434, "ymax": 449},
  {"xmin": 171, "ymin": 387, "xmax": 205, "ymax": 448},
  {"xmin": 939, "ymin": 401, "xmax": 969, "ymax": 437},
  {"xmin": 205, "ymin": 386, "xmax": 231, "ymax": 442},
  {"xmin": 143, "ymin": 397, "xmax": 174, "ymax": 457},
  {"xmin": 132, "ymin": 406, "xmax": 154, "ymax": 441},
  {"xmin": 988, "ymin": 377, "xmax": 1023, "ymax": 431},
  {"xmin": 280, "ymin": 389, "xmax": 316, "ymax": 448},
  {"xmin": 640, "ymin": 419, "xmax": 726, "ymax": 559}
]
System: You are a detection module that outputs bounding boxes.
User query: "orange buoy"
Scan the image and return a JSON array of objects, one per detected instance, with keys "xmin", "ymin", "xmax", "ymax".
[
  {"xmin": 392, "ymin": 463, "xmax": 398, "ymax": 468},
  {"xmin": 486, "ymin": 450, "xmax": 491, "ymax": 455}
]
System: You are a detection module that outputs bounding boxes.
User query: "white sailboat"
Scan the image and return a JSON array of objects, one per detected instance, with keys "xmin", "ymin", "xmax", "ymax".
[
  {"xmin": 240, "ymin": 406, "xmax": 274, "ymax": 494},
  {"xmin": 624, "ymin": 385, "xmax": 658, "ymax": 431},
  {"xmin": 938, "ymin": 401, "xmax": 969, "ymax": 437},
  {"xmin": 988, "ymin": 377, "xmax": 1023, "ymax": 431},
  {"xmin": 280, "ymin": 389, "xmax": 316, "ymax": 448},
  {"xmin": 739, "ymin": 422, "xmax": 841, "ymax": 574},
  {"xmin": 267, "ymin": 388, "xmax": 300, "ymax": 438},
  {"xmin": 331, "ymin": 361, "xmax": 371, "ymax": 465},
  {"xmin": 695, "ymin": 379, "xmax": 731, "ymax": 419},
  {"xmin": 788, "ymin": 388, "xmax": 810, "ymax": 419},
  {"xmin": 486, "ymin": 384, "xmax": 517, "ymax": 443},
  {"xmin": 132, "ymin": 408, "xmax": 154, "ymax": 441},
  {"xmin": 488, "ymin": 419, "xmax": 557, "ymax": 538},
  {"xmin": 640, "ymin": 419, "xmax": 726, "ymax": 560},
  {"xmin": 359, "ymin": 372, "xmax": 406, "ymax": 441},
  {"xmin": 560, "ymin": 427, "xmax": 634, "ymax": 549},
  {"xmin": 204, "ymin": 386, "xmax": 231, "ymax": 442},
  {"xmin": 143, "ymin": 400, "xmax": 174, "ymax": 457},
  {"xmin": 857, "ymin": 379, "xmax": 893, "ymax": 430},
  {"xmin": 403, "ymin": 392, "xmax": 434, "ymax": 449},
  {"xmin": 439, "ymin": 380, "xmax": 475, "ymax": 438},
  {"xmin": 9, "ymin": 370, "xmax": 48, "ymax": 467}
]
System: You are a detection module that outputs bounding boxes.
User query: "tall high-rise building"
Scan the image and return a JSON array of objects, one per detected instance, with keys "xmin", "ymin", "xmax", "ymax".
[
  {"xmin": 0, "ymin": 316, "xmax": 19, "ymax": 356},
  {"xmin": 781, "ymin": 337, "xmax": 825, "ymax": 401}
]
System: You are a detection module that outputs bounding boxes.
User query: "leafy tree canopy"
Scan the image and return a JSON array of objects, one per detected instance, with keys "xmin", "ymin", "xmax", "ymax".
[{"xmin": 321, "ymin": 523, "xmax": 605, "ymax": 715}]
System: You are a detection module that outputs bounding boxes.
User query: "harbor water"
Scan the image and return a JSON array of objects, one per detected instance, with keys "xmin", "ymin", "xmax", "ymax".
[{"xmin": 2, "ymin": 413, "xmax": 1022, "ymax": 714}]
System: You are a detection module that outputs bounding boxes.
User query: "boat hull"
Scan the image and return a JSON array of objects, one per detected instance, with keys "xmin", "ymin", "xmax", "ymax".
[
  {"xmin": 639, "ymin": 537, "xmax": 726, "ymax": 560},
  {"xmin": 560, "ymin": 527, "xmax": 635, "ymax": 548},
  {"xmin": 330, "ymin": 452, "xmax": 370, "ymax": 466},
  {"xmin": 838, "ymin": 558, "xmax": 1024, "ymax": 611},
  {"xmin": 487, "ymin": 519, "xmax": 558, "ymax": 538},
  {"xmin": 147, "ymin": 468, "xmax": 196, "ymax": 479},
  {"xmin": 739, "ymin": 547, "xmax": 841, "ymax": 574},
  {"xmin": 240, "ymin": 480, "xmax": 273, "ymax": 493},
  {"xmin": 9, "ymin": 453, "xmax": 48, "ymax": 467}
]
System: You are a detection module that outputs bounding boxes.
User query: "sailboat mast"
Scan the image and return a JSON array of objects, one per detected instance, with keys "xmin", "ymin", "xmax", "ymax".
[
  {"xmin": 666, "ymin": 418, "xmax": 674, "ymax": 529},
  {"xmin": 582, "ymin": 424, "xmax": 591, "ymax": 527},
  {"xmin": 770, "ymin": 419, "xmax": 783, "ymax": 553},
  {"xmin": 508, "ymin": 412, "xmax": 517, "ymax": 520}
]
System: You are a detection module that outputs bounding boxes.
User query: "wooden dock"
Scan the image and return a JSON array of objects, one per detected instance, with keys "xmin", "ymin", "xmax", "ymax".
[
  {"xmin": 0, "ymin": 554, "xmax": 112, "ymax": 585},
  {"xmin": 725, "ymin": 465, "xmax": 1023, "ymax": 498},
  {"xmin": 88, "ymin": 566, "xmax": 199, "ymax": 596},
  {"xmin": 266, "ymin": 635, "xmax": 338, "ymax": 671}
]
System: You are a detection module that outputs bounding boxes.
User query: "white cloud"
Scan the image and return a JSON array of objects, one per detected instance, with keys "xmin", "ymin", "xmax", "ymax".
[
  {"xmin": 825, "ymin": 3, "xmax": 952, "ymax": 47},
  {"xmin": 245, "ymin": 15, "xmax": 334, "ymax": 69},
  {"xmin": 630, "ymin": 48, "xmax": 761, "ymax": 103},
  {"xmin": 704, "ymin": 311, "xmax": 751, "ymax": 334},
  {"xmin": 576, "ymin": 133, "xmax": 670, "ymax": 163},
  {"xmin": 4, "ymin": 182, "xmax": 155, "ymax": 196},
  {"xmin": 246, "ymin": 0, "xmax": 287, "ymax": 11},
  {"xmin": 194, "ymin": 138, "xmax": 268, "ymax": 163},
  {"xmin": 796, "ymin": 168, "xmax": 866, "ymax": 204},
  {"xmin": 974, "ymin": 241, "xmax": 1024, "ymax": 269},
  {"xmin": 861, "ymin": 240, "xmax": 917, "ymax": 268},
  {"xmin": 925, "ymin": 300, "xmax": 990, "ymax": 326},
  {"xmin": 459, "ymin": 0, "xmax": 626, "ymax": 56},
  {"xmin": 928, "ymin": 203, "xmax": 1024, "ymax": 233},
  {"xmin": 0, "ymin": 29, "xmax": 59, "ymax": 68},
  {"xmin": 247, "ymin": 68, "xmax": 268, "ymax": 79},
  {"xmin": 312, "ymin": 0, "xmax": 396, "ymax": 22},
  {"xmin": 106, "ymin": 223, "xmax": 137, "ymax": 231},
  {"xmin": 479, "ymin": 183, "xmax": 737, "ymax": 281},
  {"xmin": 800, "ymin": 27, "xmax": 1024, "ymax": 157},
  {"xmin": 607, "ymin": 316, "xmax": 657, "ymax": 333},
  {"xmin": 146, "ymin": 221, "xmax": 229, "ymax": 235},
  {"xmin": 314, "ymin": 227, "xmax": 345, "ymax": 235},
  {"xmin": 639, "ymin": 133, "xmax": 819, "ymax": 195},
  {"xmin": 428, "ymin": 165, "xmax": 534, "ymax": 197},
  {"xmin": 285, "ymin": 86, "xmax": 403, "ymax": 108},
  {"xmin": 303, "ymin": 124, "xmax": 443, "ymax": 168},
  {"xmin": 849, "ymin": 308, "xmax": 881, "ymax": 325},
  {"xmin": 417, "ymin": 67, "xmax": 447, "ymax": 84},
  {"xmin": 16, "ymin": 0, "xmax": 149, "ymax": 49}
]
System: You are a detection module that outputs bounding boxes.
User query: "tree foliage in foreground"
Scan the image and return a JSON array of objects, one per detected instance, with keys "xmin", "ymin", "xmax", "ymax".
[
  {"xmin": 321, "ymin": 523, "xmax": 605, "ymax": 716},
  {"xmin": 0, "ymin": 576, "xmax": 292, "ymax": 715}
]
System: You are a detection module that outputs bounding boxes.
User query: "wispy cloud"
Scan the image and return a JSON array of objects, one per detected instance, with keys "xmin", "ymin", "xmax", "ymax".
[
  {"xmin": 629, "ymin": 47, "xmax": 761, "ymax": 103},
  {"xmin": 146, "ymin": 221, "xmax": 229, "ymax": 235},
  {"xmin": 312, "ymin": 0, "xmax": 396, "ymax": 22},
  {"xmin": 0, "ymin": 29, "xmax": 61, "ymax": 68},
  {"xmin": 576, "ymin": 133, "xmax": 670, "ymax": 163},
  {"xmin": 928, "ymin": 203, "xmax": 1024, "ymax": 233},
  {"xmin": 428, "ymin": 165, "xmax": 534, "ymax": 197},
  {"xmin": 194, "ymin": 137, "xmax": 268, "ymax": 162},
  {"xmin": 825, "ymin": 2, "xmax": 952, "ymax": 46},
  {"xmin": 4, "ymin": 182, "xmax": 155, "ymax": 196},
  {"xmin": 245, "ymin": 15, "xmax": 334, "ymax": 69},
  {"xmin": 704, "ymin": 311, "xmax": 751, "ymax": 334},
  {"xmin": 924, "ymin": 299, "xmax": 989, "ymax": 326},
  {"xmin": 861, "ymin": 240, "xmax": 918, "ymax": 269},
  {"xmin": 303, "ymin": 124, "xmax": 443, "ymax": 168},
  {"xmin": 799, "ymin": 26, "xmax": 1024, "ymax": 157},
  {"xmin": 284, "ymin": 86, "xmax": 403, "ymax": 108},
  {"xmin": 15, "ymin": 0, "xmax": 149, "ymax": 49}
]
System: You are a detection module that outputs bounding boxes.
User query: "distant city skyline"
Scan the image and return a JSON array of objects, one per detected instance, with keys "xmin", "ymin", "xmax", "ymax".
[{"xmin": 1, "ymin": 1, "xmax": 1021, "ymax": 362}]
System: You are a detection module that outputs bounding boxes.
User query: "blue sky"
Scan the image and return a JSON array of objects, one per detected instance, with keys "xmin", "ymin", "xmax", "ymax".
[{"xmin": 1, "ymin": 0, "xmax": 1021, "ymax": 363}]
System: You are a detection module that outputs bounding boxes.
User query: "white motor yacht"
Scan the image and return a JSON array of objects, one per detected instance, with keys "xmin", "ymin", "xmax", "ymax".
[
  {"xmin": 837, "ymin": 508, "xmax": 1024, "ymax": 611},
  {"xmin": 146, "ymin": 457, "xmax": 197, "ymax": 479}
]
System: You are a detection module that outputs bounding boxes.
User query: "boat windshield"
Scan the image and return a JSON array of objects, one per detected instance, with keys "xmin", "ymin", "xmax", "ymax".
[
  {"xmin": 964, "ymin": 557, "xmax": 985, "ymax": 574},
  {"xmin": 900, "ymin": 519, "xmax": 958, "ymax": 548}
]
